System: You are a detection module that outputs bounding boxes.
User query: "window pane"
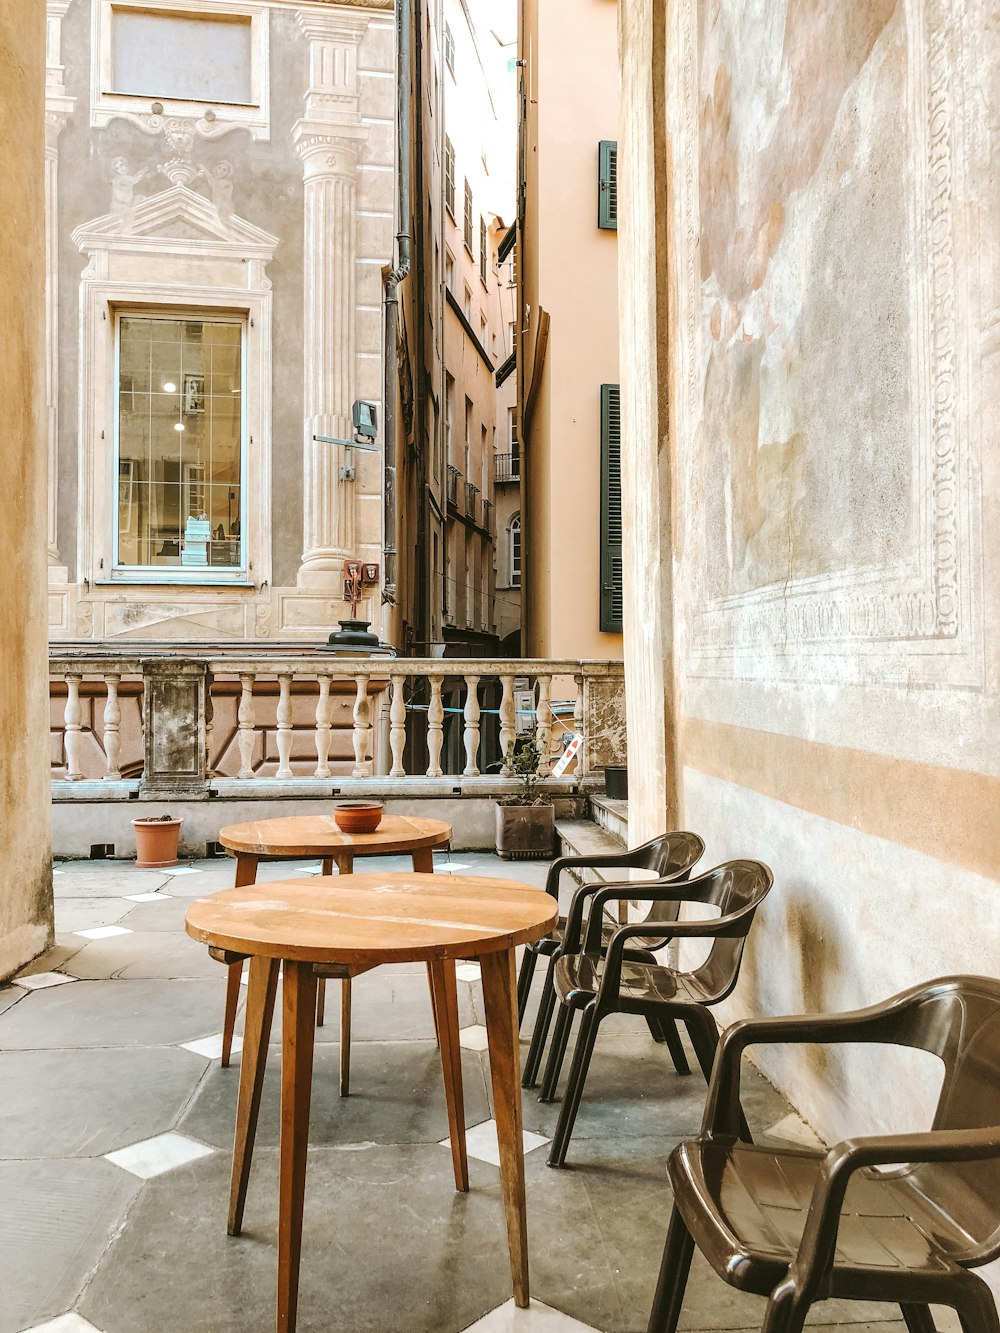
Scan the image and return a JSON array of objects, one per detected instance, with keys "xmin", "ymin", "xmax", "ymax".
[
  {"xmin": 111, "ymin": 11, "xmax": 253, "ymax": 105},
  {"xmin": 116, "ymin": 314, "xmax": 243, "ymax": 572}
]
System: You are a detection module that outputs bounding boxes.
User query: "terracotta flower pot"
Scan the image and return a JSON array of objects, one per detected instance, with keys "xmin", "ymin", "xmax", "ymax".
[
  {"xmin": 132, "ymin": 816, "xmax": 183, "ymax": 868},
  {"xmin": 333, "ymin": 801, "xmax": 384, "ymax": 835}
]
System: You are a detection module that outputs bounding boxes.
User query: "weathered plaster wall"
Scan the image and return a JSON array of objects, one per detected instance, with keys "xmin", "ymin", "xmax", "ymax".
[
  {"xmin": 621, "ymin": 0, "xmax": 999, "ymax": 1150},
  {"xmin": 0, "ymin": 0, "xmax": 55, "ymax": 977}
]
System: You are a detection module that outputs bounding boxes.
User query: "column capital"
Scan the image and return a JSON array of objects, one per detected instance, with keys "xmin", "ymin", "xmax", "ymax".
[{"xmin": 292, "ymin": 120, "xmax": 366, "ymax": 173}]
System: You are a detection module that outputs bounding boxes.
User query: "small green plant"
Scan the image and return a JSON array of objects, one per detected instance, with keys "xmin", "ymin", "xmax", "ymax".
[{"xmin": 499, "ymin": 736, "xmax": 545, "ymax": 806}]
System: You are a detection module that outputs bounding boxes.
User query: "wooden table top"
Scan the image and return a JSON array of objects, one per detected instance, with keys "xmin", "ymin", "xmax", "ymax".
[
  {"xmin": 218, "ymin": 814, "xmax": 453, "ymax": 857},
  {"xmin": 185, "ymin": 873, "xmax": 558, "ymax": 965}
]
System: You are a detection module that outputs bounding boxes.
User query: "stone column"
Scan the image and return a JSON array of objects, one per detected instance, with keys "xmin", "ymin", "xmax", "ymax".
[
  {"xmin": 293, "ymin": 13, "xmax": 368, "ymax": 589},
  {"xmin": 44, "ymin": 1, "xmax": 74, "ymax": 570},
  {"xmin": 1, "ymin": 3, "xmax": 53, "ymax": 979}
]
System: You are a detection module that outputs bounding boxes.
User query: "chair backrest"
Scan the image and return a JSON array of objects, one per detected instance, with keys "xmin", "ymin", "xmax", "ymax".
[
  {"xmin": 886, "ymin": 976, "xmax": 1000, "ymax": 1266},
  {"xmin": 685, "ymin": 860, "xmax": 773, "ymax": 1004},
  {"xmin": 635, "ymin": 830, "xmax": 705, "ymax": 879}
]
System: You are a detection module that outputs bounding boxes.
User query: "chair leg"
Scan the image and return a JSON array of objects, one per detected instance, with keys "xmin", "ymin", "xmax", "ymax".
[
  {"xmin": 221, "ymin": 960, "xmax": 243, "ymax": 1067},
  {"xmin": 686, "ymin": 1013, "xmax": 753, "ymax": 1141},
  {"xmin": 646, "ymin": 1205, "xmax": 694, "ymax": 1333},
  {"xmin": 659, "ymin": 1017, "xmax": 691, "ymax": 1076},
  {"xmin": 759, "ymin": 1283, "xmax": 810, "ymax": 1333},
  {"xmin": 953, "ymin": 1273, "xmax": 1000, "ymax": 1333},
  {"xmin": 539, "ymin": 1003, "xmax": 574, "ymax": 1103},
  {"xmin": 516, "ymin": 946, "xmax": 539, "ymax": 1027},
  {"xmin": 546, "ymin": 1008, "xmax": 600, "ymax": 1168},
  {"xmin": 521, "ymin": 956, "xmax": 557, "ymax": 1088},
  {"xmin": 900, "ymin": 1306, "xmax": 938, "ymax": 1333},
  {"xmin": 315, "ymin": 977, "xmax": 326, "ymax": 1027},
  {"xmin": 646, "ymin": 1014, "xmax": 667, "ymax": 1043}
]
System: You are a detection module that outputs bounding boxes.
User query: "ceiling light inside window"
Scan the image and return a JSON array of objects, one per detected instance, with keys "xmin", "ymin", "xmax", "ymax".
[{"xmin": 163, "ymin": 381, "xmax": 177, "ymax": 392}]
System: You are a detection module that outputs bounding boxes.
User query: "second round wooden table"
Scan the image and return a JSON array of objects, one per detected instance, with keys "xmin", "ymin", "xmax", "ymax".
[{"xmin": 217, "ymin": 815, "xmax": 452, "ymax": 1083}]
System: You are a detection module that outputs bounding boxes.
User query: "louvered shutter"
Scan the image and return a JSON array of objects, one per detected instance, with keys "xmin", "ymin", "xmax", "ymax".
[
  {"xmin": 600, "ymin": 383, "xmax": 623, "ymax": 632},
  {"xmin": 598, "ymin": 140, "xmax": 618, "ymax": 230}
]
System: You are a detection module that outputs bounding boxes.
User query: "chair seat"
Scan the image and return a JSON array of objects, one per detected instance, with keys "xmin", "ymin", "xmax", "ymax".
[
  {"xmin": 554, "ymin": 952, "xmax": 713, "ymax": 1009},
  {"xmin": 669, "ymin": 1139, "xmax": 975, "ymax": 1298}
]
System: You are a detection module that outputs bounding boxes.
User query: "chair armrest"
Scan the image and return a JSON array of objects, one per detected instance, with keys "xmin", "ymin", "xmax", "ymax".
[
  {"xmin": 543, "ymin": 846, "xmax": 654, "ymax": 898},
  {"xmin": 783, "ymin": 1127, "xmax": 1000, "ymax": 1306},
  {"xmin": 579, "ymin": 881, "xmax": 722, "ymax": 951},
  {"xmin": 560, "ymin": 876, "xmax": 649, "ymax": 953},
  {"xmin": 702, "ymin": 991, "xmax": 950, "ymax": 1139}
]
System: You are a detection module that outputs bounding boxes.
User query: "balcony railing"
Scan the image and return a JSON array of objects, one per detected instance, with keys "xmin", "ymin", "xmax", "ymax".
[
  {"xmin": 48, "ymin": 649, "xmax": 626, "ymax": 797},
  {"xmin": 495, "ymin": 452, "xmax": 520, "ymax": 484},
  {"xmin": 447, "ymin": 465, "xmax": 461, "ymax": 507},
  {"xmin": 481, "ymin": 498, "xmax": 494, "ymax": 535},
  {"xmin": 464, "ymin": 481, "xmax": 479, "ymax": 522}
]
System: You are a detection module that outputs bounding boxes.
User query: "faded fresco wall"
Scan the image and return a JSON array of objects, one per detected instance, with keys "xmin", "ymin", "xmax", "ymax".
[
  {"xmin": 0, "ymin": 1, "xmax": 54, "ymax": 978},
  {"xmin": 621, "ymin": 0, "xmax": 999, "ymax": 1152}
]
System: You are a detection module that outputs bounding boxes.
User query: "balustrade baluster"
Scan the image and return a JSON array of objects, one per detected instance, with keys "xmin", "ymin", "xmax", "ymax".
[
  {"xmin": 463, "ymin": 674, "xmax": 481, "ymax": 776},
  {"xmin": 573, "ymin": 673, "xmax": 586, "ymax": 776},
  {"xmin": 204, "ymin": 674, "xmax": 215, "ymax": 778},
  {"xmin": 314, "ymin": 675, "xmax": 332, "ymax": 778},
  {"xmin": 237, "ymin": 673, "xmax": 256, "ymax": 779},
  {"xmin": 499, "ymin": 674, "xmax": 515, "ymax": 772},
  {"xmin": 426, "ymin": 677, "xmax": 444, "ymax": 777},
  {"xmin": 389, "ymin": 674, "xmax": 407, "ymax": 777},
  {"xmin": 352, "ymin": 674, "xmax": 371, "ymax": 777},
  {"xmin": 535, "ymin": 674, "xmax": 553, "ymax": 776},
  {"xmin": 275, "ymin": 673, "xmax": 294, "ymax": 779},
  {"xmin": 101, "ymin": 673, "xmax": 122, "ymax": 780},
  {"xmin": 63, "ymin": 673, "xmax": 84, "ymax": 781}
]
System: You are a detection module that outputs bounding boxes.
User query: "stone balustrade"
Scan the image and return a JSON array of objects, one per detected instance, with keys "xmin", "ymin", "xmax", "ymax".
[{"xmin": 48, "ymin": 649, "xmax": 627, "ymax": 802}]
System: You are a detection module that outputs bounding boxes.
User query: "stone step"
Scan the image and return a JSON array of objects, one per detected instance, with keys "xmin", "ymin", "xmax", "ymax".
[
  {"xmin": 554, "ymin": 817, "xmax": 628, "ymax": 892},
  {"xmin": 589, "ymin": 794, "xmax": 629, "ymax": 845}
]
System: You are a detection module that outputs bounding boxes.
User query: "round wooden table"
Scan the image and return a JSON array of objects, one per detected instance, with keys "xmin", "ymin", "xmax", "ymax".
[
  {"xmin": 216, "ymin": 815, "xmax": 453, "ymax": 1079},
  {"xmin": 187, "ymin": 873, "xmax": 557, "ymax": 1333}
]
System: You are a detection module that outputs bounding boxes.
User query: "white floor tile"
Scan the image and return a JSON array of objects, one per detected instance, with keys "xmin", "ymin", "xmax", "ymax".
[
  {"xmin": 23, "ymin": 1314, "xmax": 105, "ymax": 1333},
  {"xmin": 442, "ymin": 1118, "xmax": 549, "ymax": 1169},
  {"xmin": 180, "ymin": 1033, "xmax": 243, "ymax": 1060},
  {"xmin": 461, "ymin": 1299, "xmax": 599, "ymax": 1331},
  {"xmin": 159, "ymin": 865, "xmax": 203, "ymax": 876},
  {"xmin": 456, "ymin": 963, "xmax": 481, "ymax": 982},
  {"xmin": 74, "ymin": 925, "xmax": 133, "ymax": 940},
  {"xmin": 13, "ymin": 971, "xmax": 75, "ymax": 991},
  {"xmin": 458, "ymin": 1024, "xmax": 490, "ymax": 1051},
  {"xmin": 122, "ymin": 891, "xmax": 168, "ymax": 903},
  {"xmin": 104, "ymin": 1131, "xmax": 214, "ymax": 1179}
]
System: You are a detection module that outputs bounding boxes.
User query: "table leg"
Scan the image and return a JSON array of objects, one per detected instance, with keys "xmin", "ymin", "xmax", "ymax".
[
  {"xmin": 339, "ymin": 977, "xmax": 352, "ymax": 1097},
  {"xmin": 411, "ymin": 847, "xmax": 434, "ymax": 873},
  {"xmin": 222, "ymin": 853, "xmax": 260, "ymax": 1067},
  {"xmin": 480, "ymin": 948, "xmax": 529, "ymax": 1307},
  {"xmin": 277, "ymin": 959, "xmax": 318, "ymax": 1333},
  {"xmin": 315, "ymin": 859, "xmax": 335, "ymax": 1028},
  {"xmin": 229, "ymin": 954, "xmax": 279, "ymax": 1235},
  {"xmin": 428, "ymin": 958, "xmax": 468, "ymax": 1191}
]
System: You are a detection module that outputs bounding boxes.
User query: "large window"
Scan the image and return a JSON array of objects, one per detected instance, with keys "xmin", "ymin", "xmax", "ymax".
[
  {"xmin": 508, "ymin": 513, "xmax": 521, "ymax": 586},
  {"xmin": 463, "ymin": 179, "xmax": 474, "ymax": 253},
  {"xmin": 115, "ymin": 313, "xmax": 245, "ymax": 575}
]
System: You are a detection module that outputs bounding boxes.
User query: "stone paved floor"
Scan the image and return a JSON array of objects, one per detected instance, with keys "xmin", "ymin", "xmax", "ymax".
[{"xmin": 0, "ymin": 853, "xmax": 944, "ymax": 1333}]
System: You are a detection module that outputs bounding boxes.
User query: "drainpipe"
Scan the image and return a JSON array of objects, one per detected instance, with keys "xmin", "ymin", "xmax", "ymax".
[{"xmin": 382, "ymin": 0, "xmax": 412, "ymax": 610}]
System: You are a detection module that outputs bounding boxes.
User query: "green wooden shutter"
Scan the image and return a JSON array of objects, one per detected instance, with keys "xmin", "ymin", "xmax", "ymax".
[
  {"xmin": 598, "ymin": 140, "xmax": 617, "ymax": 230},
  {"xmin": 600, "ymin": 383, "xmax": 623, "ymax": 632}
]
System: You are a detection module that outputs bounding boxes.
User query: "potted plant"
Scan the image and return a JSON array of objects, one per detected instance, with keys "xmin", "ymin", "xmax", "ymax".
[
  {"xmin": 495, "ymin": 737, "xmax": 555, "ymax": 860},
  {"xmin": 132, "ymin": 813, "xmax": 183, "ymax": 868}
]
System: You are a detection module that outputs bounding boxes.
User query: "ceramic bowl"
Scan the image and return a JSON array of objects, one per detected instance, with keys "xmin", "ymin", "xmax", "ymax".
[{"xmin": 332, "ymin": 801, "xmax": 384, "ymax": 834}]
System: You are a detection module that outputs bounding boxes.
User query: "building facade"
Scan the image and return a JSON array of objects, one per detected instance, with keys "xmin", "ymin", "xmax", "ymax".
[
  {"xmin": 388, "ymin": 0, "xmax": 516, "ymax": 657},
  {"xmin": 45, "ymin": 0, "xmax": 395, "ymax": 646},
  {"xmin": 514, "ymin": 0, "xmax": 623, "ymax": 661},
  {"xmin": 618, "ymin": 0, "xmax": 1000, "ymax": 1161}
]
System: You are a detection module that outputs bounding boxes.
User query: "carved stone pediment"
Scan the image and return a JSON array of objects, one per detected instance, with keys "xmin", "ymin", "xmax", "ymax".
[{"xmin": 72, "ymin": 184, "xmax": 279, "ymax": 263}]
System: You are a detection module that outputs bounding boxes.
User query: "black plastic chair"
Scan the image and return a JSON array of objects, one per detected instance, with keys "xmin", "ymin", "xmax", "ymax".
[
  {"xmin": 543, "ymin": 859, "xmax": 773, "ymax": 1168},
  {"xmin": 648, "ymin": 975, "xmax": 1000, "ymax": 1333},
  {"xmin": 518, "ymin": 831, "xmax": 706, "ymax": 1089}
]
